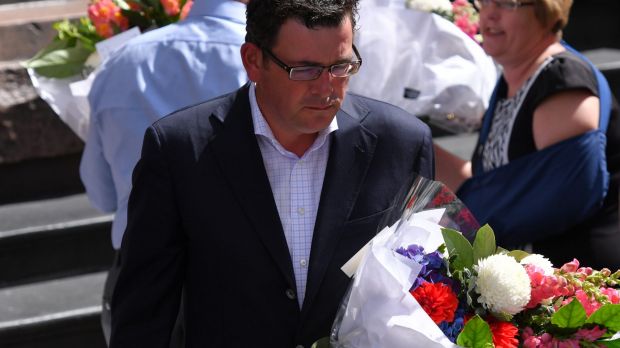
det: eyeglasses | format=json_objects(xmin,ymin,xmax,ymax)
[
  {"xmin": 261, "ymin": 45, "xmax": 363, "ymax": 81},
  {"xmin": 474, "ymin": 0, "xmax": 535, "ymax": 11}
]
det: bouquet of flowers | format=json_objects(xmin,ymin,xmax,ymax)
[
  {"xmin": 25, "ymin": 0, "xmax": 193, "ymax": 78},
  {"xmin": 22, "ymin": 0, "xmax": 192, "ymax": 141},
  {"xmin": 319, "ymin": 176, "xmax": 620, "ymax": 348},
  {"xmin": 406, "ymin": 0, "xmax": 480, "ymax": 43},
  {"xmin": 350, "ymin": 0, "xmax": 497, "ymax": 135}
]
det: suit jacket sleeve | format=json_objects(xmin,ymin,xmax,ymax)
[
  {"xmin": 415, "ymin": 126, "xmax": 435, "ymax": 180},
  {"xmin": 110, "ymin": 125, "xmax": 185, "ymax": 347}
]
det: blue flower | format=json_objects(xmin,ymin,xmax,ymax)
[{"xmin": 438, "ymin": 307, "xmax": 466, "ymax": 342}]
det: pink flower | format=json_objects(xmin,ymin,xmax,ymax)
[
  {"xmin": 525, "ymin": 264, "xmax": 567, "ymax": 308},
  {"xmin": 555, "ymin": 340, "xmax": 580, "ymax": 348},
  {"xmin": 450, "ymin": 0, "xmax": 479, "ymax": 41},
  {"xmin": 180, "ymin": 0, "xmax": 193, "ymax": 20},
  {"xmin": 601, "ymin": 287, "xmax": 620, "ymax": 304},
  {"xmin": 454, "ymin": 15, "xmax": 478, "ymax": 39},
  {"xmin": 575, "ymin": 326, "xmax": 606, "ymax": 341},
  {"xmin": 574, "ymin": 290, "xmax": 602, "ymax": 316},
  {"xmin": 160, "ymin": 0, "xmax": 180, "ymax": 16},
  {"xmin": 452, "ymin": 0, "xmax": 470, "ymax": 16},
  {"xmin": 561, "ymin": 259, "xmax": 580, "ymax": 273},
  {"xmin": 522, "ymin": 328, "xmax": 555, "ymax": 348}
]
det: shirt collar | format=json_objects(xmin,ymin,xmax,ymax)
[
  {"xmin": 249, "ymin": 83, "xmax": 338, "ymax": 157},
  {"xmin": 187, "ymin": 0, "xmax": 246, "ymax": 24}
]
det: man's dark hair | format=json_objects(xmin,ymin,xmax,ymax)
[{"xmin": 245, "ymin": 0, "xmax": 359, "ymax": 49}]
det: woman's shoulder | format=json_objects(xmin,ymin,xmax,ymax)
[{"xmin": 541, "ymin": 51, "xmax": 597, "ymax": 91}]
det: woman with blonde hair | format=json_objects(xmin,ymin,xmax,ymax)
[{"xmin": 436, "ymin": 0, "xmax": 620, "ymax": 269}]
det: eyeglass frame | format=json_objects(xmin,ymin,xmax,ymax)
[
  {"xmin": 474, "ymin": 0, "xmax": 535, "ymax": 11},
  {"xmin": 260, "ymin": 44, "xmax": 363, "ymax": 81}
]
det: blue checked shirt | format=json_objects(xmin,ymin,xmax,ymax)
[
  {"xmin": 249, "ymin": 83, "xmax": 338, "ymax": 307},
  {"xmin": 80, "ymin": 0, "xmax": 247, "ymax": 249}
]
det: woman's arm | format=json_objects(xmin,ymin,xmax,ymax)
[
  {"xmin": 433, "ymin": 144, "xmax": 472, "ymax": 192},
  {"xmin": 533, "ymin": 89, "xmax": 599, "ymax": 150}
]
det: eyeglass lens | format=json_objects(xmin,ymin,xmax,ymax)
[
  {"xmin": 289, "ymin": 63, "xmax": 360, "ymax": 80},
  {"xmin": 475, "ymin": 0, "xmax": 533, "ymax": 10}
]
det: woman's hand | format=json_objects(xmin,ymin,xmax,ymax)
[{"xmin": 433, "ymin": 144, "xmax": 472, "ymax": 192}]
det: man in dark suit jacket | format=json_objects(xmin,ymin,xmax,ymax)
[{"xmin": 110, "ymin": 0, "xmax": 434, "ymax": 347}]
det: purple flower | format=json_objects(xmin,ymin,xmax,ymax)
[
  {"xmin": 397, "ymin": 244, "xmax": 454, "ymax": 293},
  {"xmin": 396, "ymin": 244, "xmax": 426, "ymax": 262}
]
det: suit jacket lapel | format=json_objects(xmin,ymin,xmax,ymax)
[
  {"xmin": 302, "ymin": 96, "xmax": 377, "ymax": 313},
  {"xmin": 206, "ymin": 86, "xmax": 296, "ymax": 290}
]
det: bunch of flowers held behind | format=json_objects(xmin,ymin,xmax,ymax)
[
  {"xmin": 406, "ymin": 0, "xmax": 480, "ymax": 43},
  {"xmin": 25, "ymin": 0, "xmax": 193, "ymax": 78},
  {"xmin": 398, "ymin": 224, "xmax": 620, "ymax": 347},
  {"xmin": 25, "ymin": 0, "xmax": 479, "ymax": 80}
]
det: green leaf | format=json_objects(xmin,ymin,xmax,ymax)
[
  {"xmin": 25, "ymin": 39, "xmax": 70, "ymax": 64},
  {"xmin": 472, "ymin": 224, "xmax": 496, "ymax": 264},
  {"xmin": 552, "ymin": 298, "xmax": 587, "ymax": 329},
  {"xmin": 587, "ymin": 304, "xmax": 620, "ymax": 332},
  {"xmin": 311, "ymin": 337, "xmax": 330, "ymax": 348},
  {"xmin": 456, "ymin": 315, "xmax": 494, "ymax": 348},
  {"xmin": 442, "ymin": 228, "xmax": 474, "ymax": 271},
  {"xmin": 506, "ymin": 249, "xmax": 530, "ymax": 262},
  {"xmin": 27, "ymin": 44, "xmax": 94, "ymax": 78},
  {"xmin": 596, "ymin": 338, "xmax": 620, "ymax": 348}
]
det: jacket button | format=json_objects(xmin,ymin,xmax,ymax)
[
  {"xmin": 285, "ymin": 288, "xmax": 296, "ymax": 300},
  {"xmin": 295, "ymin": 345, "xmax": 304, "ymax": 348}
]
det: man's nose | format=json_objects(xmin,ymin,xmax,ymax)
[{"xmin": 311, "ymin": 68, "xmax": 335, "ymax": 96}]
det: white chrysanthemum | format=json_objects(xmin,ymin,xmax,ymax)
[
  {"xmin": 406, "ymin": 0, "xmax": 452, "ymax": 13},
  {"xmin": 520, "ymin": 254, "xmax": 555, "ymax": 275},
  {"xmin": 475, "ymin": 254, "xmax": 531, "ymax": 315}
]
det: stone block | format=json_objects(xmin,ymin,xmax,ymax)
[{"xmin": 0, "ymin": 63, "xmax": 83, "ymax": 165}]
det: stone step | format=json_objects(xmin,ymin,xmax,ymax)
[
  {"xmin": 0, "ymin": 152, "xmax": 85, "ymax": 205},
  {"xmin": 0, "ymin": 0, "xmax": 88, "ymax": 62},
  {"xmin": 0, "ymin": 59, "xmax": 85, "ymax": 204},
  {"xmin": 0, "ymin": 271, "xmax": 107, "ymax": 348},
  {"xmin": 0, "ymin": 193, "xmax": 114, "ymax": 288}
]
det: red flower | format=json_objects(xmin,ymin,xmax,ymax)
[
  {"xmin": 430, "ymin": 186, "xmax": 455, "ymax": 207},
  {"xmin": 488, "ymin": 320, "xmax": 518, "ymax": 348},
  {"xmin": 463, "ymin": 316, "xmax": 518, "ymax": 348},
  {"xmin": 410, "ymin": 282, "xmax": 458, "ymax": 324}
]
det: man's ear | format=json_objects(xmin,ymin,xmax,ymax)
[{"xmin": 241, "ymin": 42, "xmax": 263, "ymax": 83}]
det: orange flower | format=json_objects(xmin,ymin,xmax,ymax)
[
  {"xmin": 88, "ymin": 0, "xmax": 128, "ymax": 38},
  {"xmin": 160, "ymin": 0, "xmax": 180, "ymax": 16},
  {"xmin": 410, "ymin": 282, "xmax": 459, "ymax": 324}
]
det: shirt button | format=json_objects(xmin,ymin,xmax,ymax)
[
  {"xmin": 297, "ymin": 207, "xmax": 305, "ymax": 216},
  {"xmin": 285, "ymin": 288, "xmax": 296, "ymax": 300},
  {"xmin": 300, "ymin": 259, "xmax": 307, "ymax": 268}
]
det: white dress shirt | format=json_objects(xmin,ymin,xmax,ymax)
[{"xmin": 249, "ymin": 83, "xmax": 338, "ymax": 307}]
